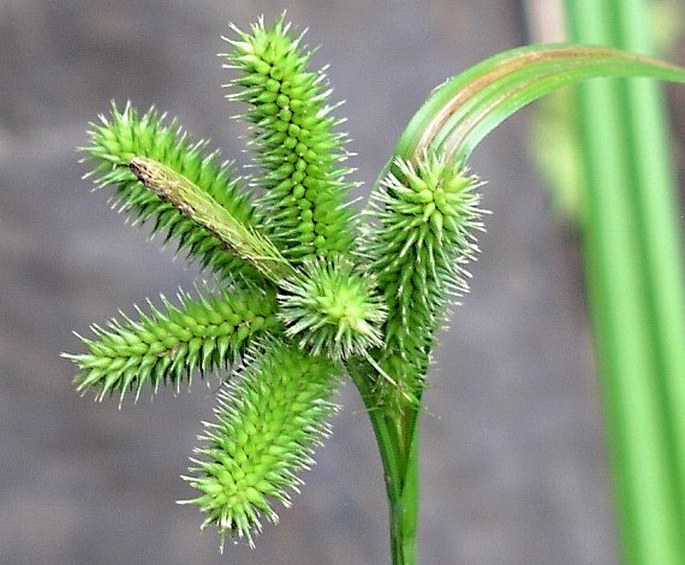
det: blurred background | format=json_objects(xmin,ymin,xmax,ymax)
[{"xmin": 1, "ymin": 1, "xmax": 684, "ymax": 563}]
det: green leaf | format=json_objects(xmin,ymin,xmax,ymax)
[{"xmin": 394, "ymin": 44, "xmax": 685, "ymax": 164}]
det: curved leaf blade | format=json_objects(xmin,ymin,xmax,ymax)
[{"xmin": 394, "ymin": 44, "xmax": 685, "ymax": 163}]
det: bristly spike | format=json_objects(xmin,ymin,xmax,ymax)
[
  {"xmin": 179, "ymin": 342, "xmax": 341, "ymax": 549},
  {"xmin": 223, "ymin": 17, "xmax": 357, "ymax": 263},
  {"xmin": 277, "ymin": 255, "xmax": 387, "ymax": 360},
  {"xmin": 65, "ymin": 287, "xmax": 280, "ymax": 402},
  {"xmin": 80, "ymin": 102, "xmax": 263, "ymax": 283},
  {"xmin": 357, "ymin": 151, "xmax": 486, "ymax": 405}
]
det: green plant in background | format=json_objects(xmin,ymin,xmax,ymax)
[
  {"xmin": 64, "ymin": 15, "xmax": 685, "ymax": 564},
  {"xmin": 565, "ymin": 1, "xmax": 685, "ymax": 564}
]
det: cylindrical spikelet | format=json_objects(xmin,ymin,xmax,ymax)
[
  {"xmin": 64, "ymin": 287, "xmax": 279, "ymax": 403},
  {"xmin": 224, "ymin": 17, "xmax": 356, "ymax": 262},
  {"xmin": 179, "ymin": 342, "xmax": 340, "ymax": 549},
  {"xmin": 277, "ymin": 255, "xmax": 387, "ymax": 360},
  {"xmin": 82, "ymin": 102, "xmax": 261, "ymax": 282},
  {"xmin": 361, "ymin": 152, "xmax": 486, "ymax": 400}
]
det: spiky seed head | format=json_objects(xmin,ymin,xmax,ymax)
[
  {"xmin": 65, "ymin": 287, "xmax": 279, "ymax": 403},
  {"xmin": 359, "ymin": 152, "xmax": 486, "ymax": 400},
  {"xmin": 80, "ymin": 102, "xmax": 261, "ymax": 282},
  {"xmin": 388, "ymin": 152, "xmax": 484, "ymax": 244},
  {"xmin": 179, "ymin": 343, "xmax": 340, "ymax": 550},
  {"xmin": 223, "ymin": 17, "xmax": 356, "ymax": 262},
  {"xmin": 277, "ymin": 256, "xmax": 387, "ymax": 360}
]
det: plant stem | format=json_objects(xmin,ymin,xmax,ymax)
[
  {"xmin": 565, "ymin": 0, "xmax": 685, "ymax": 563},
  {"xmin": 381, "ymin": 410, "xmax": 420, "ymax": 565},
  {"xmin": 396, "ymin": 415, "xmax": 420, "ymax": 565},
  {"xmin": 348, "ymin": 364, "xmax": 420, "ymax": 565}
]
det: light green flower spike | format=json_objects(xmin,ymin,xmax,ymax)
[
  {"xmin": 223, "ymin": 16, "xmax": 356, "ymax": 262},
  {"xmin": 67, "ymin": 16, "xmax": 491, "ymax": 553},
  {"xmin": 363, "ymin": 152, "xmax": 486, "ymax": 398},
  {"xmin": 278, "ymin": 255, "xmax": 387, "ymax": 360},
  {"xmin": 179, "ymin": 342, "xmax": 340, "ymax": 550},
  {"xmin": 82, "ymin": 102, "xmax": 261, "ymax": 282},
  {"xmin": 65, "ymin": 287, "xmax": 279, "ymax": 403}
]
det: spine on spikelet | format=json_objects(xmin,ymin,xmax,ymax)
[
  {"xmin": 223, "ymin": 16, "xmax": 356, "ymax": 261},
  {"xmin": 82, "ymin": 102, "xmax": 261, "ymax": 282},
  {"xmin": 64, "ymin": 287, "xmax": 279, "ymax": 403},
  {"xmin": 179, "ymin": 342, "xmax": 341, "ymax": 550},
  {"xmin": 361, "ymin": 152, "xmax": 486, "ymax": 400}
]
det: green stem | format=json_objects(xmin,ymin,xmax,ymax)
[
  {"xmin": 348, "ymin": 363, "xmax": 420, "ymax": 565},
  {"xmin": 396, "ymin": 414, "xmax": 420, "ymax": 565},
  {"xmin": 565, "ymin": 0, "xmax": 685, "ymax": 563},
  {"xmin": 382, "ymin": 409, "xmax": 420, "ymax": 565}
]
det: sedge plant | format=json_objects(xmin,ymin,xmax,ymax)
[{"xmin": 64, "ymin": 16, "xmax": 685, "ymax": 564}]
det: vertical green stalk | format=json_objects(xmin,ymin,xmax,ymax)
[
  {"xmin": 396, "ymin": 419, "xmax": 419, "ymax": 564},
  {"xmin": 378, "ymin": 411, "xmax": 419, "ymax": 565},
  {"xmin": 348, "ymin": 365, "xmax": 419, "ymax": 565},
  {"xmin": 565, "ymin": 1, "xmax": 685, "ymax": 563}
]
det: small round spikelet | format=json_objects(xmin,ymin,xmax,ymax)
[
  {"xmin": 277, "ymin": 256, "xmax": 387, "ymax": 360},
  {"xmin": 179, "ymin": 343, "xmax": 340, "ymax": 550}
]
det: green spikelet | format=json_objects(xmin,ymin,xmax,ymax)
[
  {"xmin": 180, "ymin": 342, "xmax": 340, "ymax": 549},
  {"xmin": 64, "ymin": 287, "xmax": 279, "ymax": 403},
  {"xmin": 364, "ymin": 152, "xmax": 486, "ymax": 397},
  {"xmin": 278, "ymin": 255, "xmax": 387, "ymax": 360},
  {"xmin": 82, "ymin": 102, "xmax": 260, "ymax": 282},
  {"xmin": 223, "ymin": 17, "xmax": 356, "ymax": 261}
]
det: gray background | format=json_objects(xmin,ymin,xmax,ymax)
[{"xmin": 3, "ymin": 1, "xmax": 682, "ymax": 563}]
